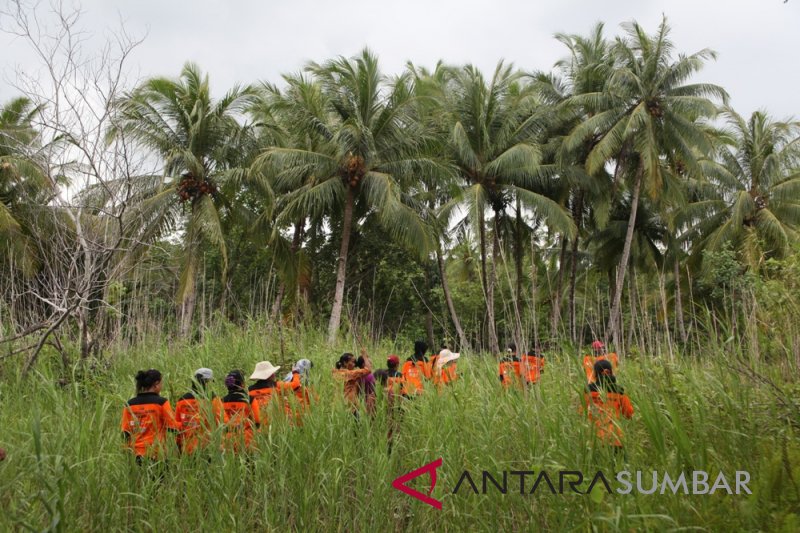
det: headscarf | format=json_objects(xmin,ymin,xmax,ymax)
[
  {"xmin": 284, "ymin": 358, "xmax": 312, "ymax": 383},
  {"xmin": 411, "ymin": 340, "xmax": 428, "ymax": 362},
  {"xmin": 592, "ymin": 359, "xmax": 621, "ymax": 393}
]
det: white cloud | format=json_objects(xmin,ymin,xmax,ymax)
[{"xmin": 1, "ymin": 0, "xmax": 798, "ymax": 118}]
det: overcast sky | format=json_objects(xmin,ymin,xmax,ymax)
[{"xmin": 1, "ymin": 0, "xmax": 798, "ymax": 118}]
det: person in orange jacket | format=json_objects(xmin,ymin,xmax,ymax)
[
  {"xmin": 499, "ymin": 343, "xmax": 522, "ymax": 389},
  {"xmin": 248, "ymin": 361, "xmax": 284, "ymax": 426},
  {"xmin": 584, "ymin": 359, "xmax": 634, "ymax": 451},
  {"xmin": 282, "ymin": 359, "xmax": 313, "ymax": 423},
  {"xmin": 401, "ymin": 340, "xmax": 430, "ymax": 395},
  {"xmin": 120, "ymin": 369, "xmax": 179, "ymax": 462},
  {"xmin": 433, "ymin": 349, "xmax": 460, "ymax": 387},
  {"xmin": 522, "ymin": 347, "xmax": 545, "ymax": 385},
  {"xmin": 333, "ymin": 351, "xmax": 372, "ymax": 416},
  {"xmin": 583, "ymin": 340, "xmax": 619, "ymax": 383},
  {"xmin": 175, "ymin": 367, "xmax": 223, "ymax": 454},
  {"xmin": 221, "ymin": 370, "xmax": 259, "ymax": 453}
]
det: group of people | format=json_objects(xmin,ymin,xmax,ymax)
[
  {"xmin": 119, "ymin": 338, "xmax": 635, "ymax": 462},
  {"xmin": 120, "ymin": 359, "xmax": 313, "ymax": 460}
]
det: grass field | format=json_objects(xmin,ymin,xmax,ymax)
[{"xmin": 1, "ymin": 325, "xmax": 799, "ymax": 532}]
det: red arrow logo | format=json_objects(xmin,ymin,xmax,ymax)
[{"xmin": 391, "ymin": 458, "xmax": 443, "ymax": 509}]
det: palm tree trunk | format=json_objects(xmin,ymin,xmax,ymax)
[
  {"xmin": 674, "ymin": 257, "xmax": 687, "ymax": 343},
  {"xmin": 568, "ymin": 233, "xmax": 580, "ymax": 345},
  {"xmin": 514, "ymin": 198, "xmax": 525, "ymax": 343},
  {"xmin": 327, "ymin": 187, "xmax": 355, "ymax": 343},
  {"xmin": 487, "ymin": 214, "xmax": 500, "ymax": 354},
  {"xmin": 179, "ymin": 284, "xmax": 196, "ymax": 339},
  {"xmin": 478, "ymin": 207, "xmax": 492, "ymax": 352},
  {"xmin": 607, "ymin": 161, "xmax": 643, "ymax": 348},
  {"xmin": 437, "ymin": 247, "xmax": 469, "ymax": 351},
  {"xmin": 549, "ymin": 236, "xmax": 568, "ymax": 339},
  {"xmin": 568, "ymin": 191, "xmax": 584, "ymax": 344}
]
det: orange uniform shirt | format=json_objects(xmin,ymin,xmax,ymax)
[
  {"xmin": 583, "ymin": 384, "xmax": 634, "ymax": 447},
  {"xmin": 174, "ymin": 392, "xmax": 222, "ymax": 454},
  {"xmin": 401, "ymin": 360, "xmax": 427, "ymax": 395},
  {"xmin": 282, "ymin": 371, "xmax": 312, "ymax": 420},
  {"xmin": 433, "ymin": 364, "xmax": 457, "ymax": 386},
  {"xmin": 221, "ymin": 392, "xmax": 259, "ymax": 452},
  {"xmin": 522, "ymin": 354, "xmax": 545, "ymax": 384},
  {"xmin": 120, "ymin": 392, "xmax": 179, "ymax": 457},
  {"xmin": 499, "ymin": 357, "xmax": 521, "ymax": 388}
]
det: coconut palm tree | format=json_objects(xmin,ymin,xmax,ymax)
[
  {"xmin": 682, "ymin": 109, "xmax": 800, "ymax": 270},
  {"xmin": 111, "ymin": 63, "xmax": 257, "ymax": 337},
  {"xmin": 532, "ymin": 22, "xmax": 616, "ymax": 342},
  {"xmin": 256, "ymin": 49, "xmax": 439, "ymax": 343},
  {"xmin": 0, "ymin": 97, "xmax": 51, "ymax": 276},
  {"xmin": 441, "ymin": 62, "xmax": 574, "ymax": 353},
  {"xmin": 564, "ymin": 18, "xmax": 727, "ymax": 346}
]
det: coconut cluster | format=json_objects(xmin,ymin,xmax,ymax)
[
  {"xmin": 177, "ymin": 172, "xmax": 217, "ymax": 203},
  {"xmin": 341, "ymin": 154, "xmax": 366, "ymax": 188}
]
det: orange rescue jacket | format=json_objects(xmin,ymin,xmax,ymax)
[
  {"xmin": 499, "ymin": 357, "xmax": 522, "ymax": 388},
  {"xmin": 583, "ymin": 383, "xmax": 634, "ymax": 447},
  {"xmin": 174, "ymin": 392, "xmax": 222, "ymax": 454},
  {"xmin": 401, "ymin": 359, "xmax": 427, "ymax": 395},
  {"xmin": 221, "ymin": 392, "xmax": 259, "ymax": 451},
  {"xmin": 120, "ymin": 392, "xmax": 179, "ymax": 457},
  {"xmin": 522, "ymin": 354, "xmax": 545, "ymax": 384}
]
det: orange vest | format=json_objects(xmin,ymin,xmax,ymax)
[
  {"xmin": 120, "ymin": 392, "xmax": 179, "ymax": 458},
  {"xmin": 401, "ymin": 360, "xmax": 427, "ymax": 395},
  {"xmin": 174, "ymin": 393, "xmax": 222, "ymax": 454},
  {"xmin": 522, "ymin": 355, "xmax": 545, "ymax": 384},
  {"xmin": 221, "ymin": 393, "xmax": 258, "ymax": 452},
  {"xmin": 282, "ymin": 371, "xmax": 312, "ymax": 423},
  {"xmin": 434, "ymin": 364, "xmax": 457, "ymax": 386},
  {"xmin": 499, "ymin": 358, "xmax": 521, "ymax": 388},
  {"xmin": 584, "ymin": 385, "xmax": 634, "ymax": 447}
]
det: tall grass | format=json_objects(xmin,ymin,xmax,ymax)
[{"xmin": 0, "ymin": 326, "xmax": 798, "ymax": 532}]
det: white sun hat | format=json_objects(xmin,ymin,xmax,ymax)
[
  {"xmin": 435, "ymin": 349, "xmax": 460, "ymax": 371},
  {"xmin": 249, "ymin": 361, "xmax": 281, "ymax": 381}
]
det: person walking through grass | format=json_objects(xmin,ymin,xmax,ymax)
[
  {"xmin": 433, "ymin": 349, "xmax": 460, "ymax": 387},
  {"xmin": 333, "ymin": 351, "xmax": 372, "ymax": 416},
  {"xmin": 175, "ymin": 368, "xmax": 222, "ymax": 454},
  {"xmin": 499, "ymin": 343, "xmax": 522, "ymax": 389},
  {"xmin": 282, "ymin": 359, "xmax": 313, "ymax": 423},
  {"xmin": 248, "ymin": 361, "xmax": 284, "ymax": 427},
  {"xmin": 583, "ymin": 359, "xmax": 634, "ymax": 453},
  {"xmin": 522, "ymin": 347, "xmax": 545, "ymax": 386},
  {"xmin": 120, "ymin": 369, "xmax": 179, "ymax": 463},
  {"xmin": 401, "ymin": 340, "xmax": 430, "ymax": 395},
  {"xmin": 221, "ymin": 370, "xmax": 260, "ymax": 453}
]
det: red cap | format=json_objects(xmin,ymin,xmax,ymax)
[
  {"xmin": 591, "ymin": 340, "xmax": 604, "ymax": 350},
  {"xmin": 387, "ymin": 355, "xmax": 400, "ymax": 366}
]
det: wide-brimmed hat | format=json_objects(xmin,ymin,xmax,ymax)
[
  {"xmin": 435, "ymin": 349, "xmax": 460, "ymax": 370},
  {"xmin": 250, "ymin": 361, "xmax": 281, "ymax": 381}
]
